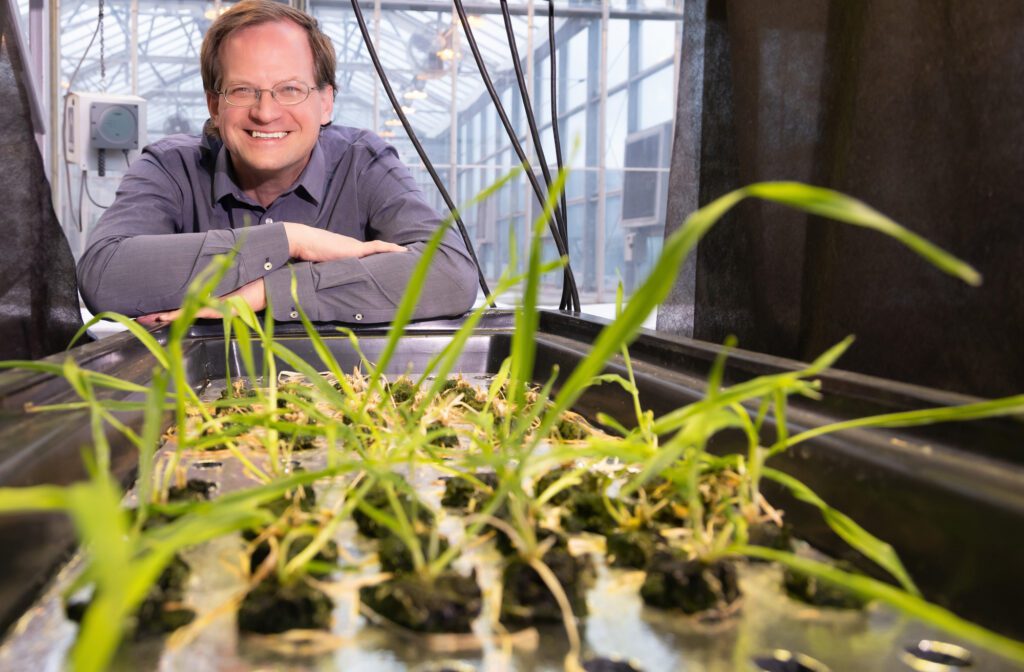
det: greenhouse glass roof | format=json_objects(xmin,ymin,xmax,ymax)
[{"xmin": 56, "ymin": 0, "xmax": 683, "ymax": 142}]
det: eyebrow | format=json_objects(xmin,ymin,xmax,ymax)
[{"xmin": 222, "ymin": 77, "xmax": 310, "ymax": 87}]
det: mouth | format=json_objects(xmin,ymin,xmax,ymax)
[{"xmin": 248, "ymin": 130, "xmax": 290, "ymax": 140}]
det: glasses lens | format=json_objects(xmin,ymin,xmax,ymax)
[
  {"xmin": 273, "ymin": 83, "xmax": 311, "ymax": 105},
  {"xmin": 224, "ymin": 86, "xmax": 258, "ymax": 106}
]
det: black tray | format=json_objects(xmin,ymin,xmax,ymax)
[{"xmin": 1, "ymin": 309, "xmax": 1021, "ymax": 642}]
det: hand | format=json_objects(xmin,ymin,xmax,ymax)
[
  {"xmin": 283, "ymin": 222, "xmax": 406, "ymax": 262},
  {"xmin": 138, "ymin": 278, "xmax": 266, "ymax": 325}
]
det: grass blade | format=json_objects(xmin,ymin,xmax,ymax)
[
  {"xmin": 735, "ymin": 545, "xmax": 1024, "ymax": 664},
  {"xmin": 761, "ymin": 467, "xmax": 919, "ymax": 595}
]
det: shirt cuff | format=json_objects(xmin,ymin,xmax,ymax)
[
  {"xmin": 229, "ymin": 222, "xmax": 291, "ymax": 284},
  {"xmin": 263, "ymin": 261, "xmax": 317, "ymax": 322}
]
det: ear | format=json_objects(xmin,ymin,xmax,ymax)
[
  {"xmin": 206, "ymin": 90, "xmax": 221, "ymax": 128},
  {"xmin": 319, "ymin": 86, "xmax": 334, "ymax": 125}
]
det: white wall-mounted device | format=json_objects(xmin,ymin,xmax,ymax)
[{"xmin": 65, "ymin": 91, "xmax": 147, "ymax": 172}]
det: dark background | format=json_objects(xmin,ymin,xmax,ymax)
[
  {"xmin": 660, "ymin": 0, "xmax": 1024, "ymax": 399},
  {"xmin": 0, "ymin": 2, "xmax": 83, "ymax": 360}
]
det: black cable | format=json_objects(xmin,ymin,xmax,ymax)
[
  {"xmin": 498, "ymin": 0, "xmax": 578, "ymax": 312},
  {"xmin": 82, "ymin": 171, "xmax": 114, "ymax": 209},
  {"xmin": 79, "ymin": 170, "xmax": 85, "ymax": 219},
  {"xmin": 549, "ymin": 0, "xmax": 573, "ymax": 311},
  {"xmin": 99, "ymin": 0, "xmax": 105, "ymax": 80},
  {"xmin": 61, "ymin": 15, "xmax": 103, "ymax": 232},
  {"xmin": 348, "ymin": 0, "xmax": 493, "ymax": 305},
  {"xmin": 453, "ymin": 0, "xmax": 581, "ymax": 312}
]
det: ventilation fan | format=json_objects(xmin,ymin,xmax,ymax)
[
  {"xmin": 407, "ymin": 29, "xmax": 448, "ymax": 80},
  {"xmin": 163, "ymin": 111, "xmax": 192, "ymax": 136}
]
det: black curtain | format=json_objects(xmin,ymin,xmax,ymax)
[
  {"xmin": 0, "ymin": 4, "xmax": 83, "ymax": 359},
  {"xmin": 668, "ymin": 0, "xmax": 1024, "ymax": 398}
]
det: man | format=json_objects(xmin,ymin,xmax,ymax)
[{"xmin": 77, "ymin": 0, "xmax": 478, "ymax": 325}]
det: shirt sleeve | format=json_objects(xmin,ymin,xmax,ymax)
[
  {"xmin": 76, "ymin": 149, "xmax": 292, "ymax": 316},
  {"xmin": 262, "ymin": 142, "xmax": 479, "ymax": 323}
]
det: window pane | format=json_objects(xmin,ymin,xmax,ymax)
[
  {"xmin": 607, "ymin": 19, "xmax": 630, "ymax": 90},
  {"xmin": 604, "ymin": 193, "xmax": 624, "ymax": 292},
  {"xmin": 566, "ymin": 110, "xmax": 587, "ymax": 169},
  {"xmin": 604, "ymin": 90, "xmax": 629, "ymax": 169},
  {"xmin": 639, "ymin": 67, "xmax": 675, "ymax": 129},
  {"xmin": 565, "ymin": 27, "xmax": 589, "ymax": 110},
  {"xmin": 641, "ymin": 20, "xmax": 677, "ymax": 70},
  {"xmin": 535, "ymin": 55, "xmax": 551, "ymax": 118}
]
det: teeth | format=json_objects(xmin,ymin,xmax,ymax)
[{"xmin": 251, "ymin": 131, "xmax": 287, "ymax": 139}]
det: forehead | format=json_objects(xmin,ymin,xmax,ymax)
[{"xmin": 218, "ymin": 19, "xmax": 316, "ymax": 82}]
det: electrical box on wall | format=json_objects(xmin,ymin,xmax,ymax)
[{"xmin": 65, "ymin": 91, "xmax": 147, "ymax": 172}]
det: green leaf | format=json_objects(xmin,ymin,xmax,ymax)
[
  {"xmin": 511, "ymin": 165, "xmax": 568, "ymax": 413},
  {"xmin": 761, "ymin": 467, "xmax": 919, "ymax": 595},
  {"xmin": 134, "ymin": 369, "xmax": 169, "ymax": 515},
  {"xmin": 371, "ymin": 168, "xmax": 521, "ymax": 395},
  {"xmin": 652, "ymin": 337, "xmax": 853, "ymax": 437},
  {"xmin": 734, "ymin": 545, "xmax": 1024, "ymax": 664},
  {"xmin": 0, "ymin": 485, "xmax": 68, "ymax": 511},
  {"xmin": 68, "ymin": 312, "xmax": 170, "ymax": 369},
  {"xmin": 743, "ymin": 182, "xmax": 982, "ymax": 286},
  {"xmin": 772, "ymin": 394, "xmax": 1024, "ymax": 457}
]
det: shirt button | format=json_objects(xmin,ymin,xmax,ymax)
[
  {"xmin": 289, "ymin": 311, "xmax": 298, "ymax": 319},
  {"xmin": 354, "ymin": 313, "xmax": 363, "ymax": 321},
  {"xmin": 266, "ymin": 218, "xmax": 274, "ymax": 225},
  {"xmin": 263, "ymin": 261, "xmax": 273, "ymax": 271}
]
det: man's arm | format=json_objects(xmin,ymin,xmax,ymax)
[
  {"xmin": 260, "ymin": 141, "xmax": 479, "ymax": 323},
  {"xmin": 76, "ymin": 148, "xmax": 292, "ymax": 316},
  {"xmin": 80, "ymin": 135, "xmax": 478, "ymax": 322},
  {"xmin": 78, "ymin": 145, "xmax": 406, "ymax": 318},
  {"xmin": 139, "ymin": 226, "xmax": 407, "ymax": 324}
]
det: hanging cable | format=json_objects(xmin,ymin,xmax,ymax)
[
  {"xmin": 549, "ymin": 0, "xmax": 570, "ymax": 294},
  {"xmin": 83, "ymin": 171, "xmax": 114, "ymax": 209},
  {"xmin": 348, "ymin": 0, "xmax": 493, "ymax": 305},
  {"xmin": 498, "ymin": 0, "xmax": 578, "ymax": 312},
  {"xmin": 61, "ymin": 5, "xmax": 104, "ymax": 232},
  {"xmin": 99, "ymin": 0, "xmax": 106, "ymax": 81},
  {"xmin": 453, "ymin": 0, "xmax": 581, "ymax": 312}
]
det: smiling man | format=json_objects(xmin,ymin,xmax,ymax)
[{"xmin": 77, "ymin": 0, "xmax": 478, "ymax": 325}]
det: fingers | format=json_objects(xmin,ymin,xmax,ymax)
[
  {"xmin": 283, "ymin": 222, "xmax": 407, "ymax": 262},
  {"xmin": 138, "ymin": 311, "xmax": 179, "ymax": 325},
  {"xmin": 137, "ymin": 306, "xmax": 220, "ymax": 325},
  {"xmin": 357, "ymin": 240, "xmax": 407, "ymax": 257},
  {"xmin": 136, "ymin": 281, "xmax": 266, "ymax": 327}
]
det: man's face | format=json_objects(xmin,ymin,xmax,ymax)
[{"xmin": 206, "ymin": 20, "xmax": 333, "ymax": 190}]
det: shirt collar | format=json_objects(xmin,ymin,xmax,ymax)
[
  {"xmin": 211, "ymin": 135, "xmax": 327, "ymax": 207},
  {"xmin": 299, "ymin": 140, "xmax": 326, "ymax": 205}
]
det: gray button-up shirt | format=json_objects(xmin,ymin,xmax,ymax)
[{"xmin": 77, "ymin": 125, "xmax": 478, "ymax": 323}]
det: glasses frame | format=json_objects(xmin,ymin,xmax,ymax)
[{"xmin": 216, "ymin": 82, "xmax": 316, "ymax": 108}]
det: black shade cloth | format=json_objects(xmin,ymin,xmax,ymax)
[
  {"xmin": 662, "ymin": 0, "xmax": 1024, "ymax": 398},
  {"xmin": 0, "ymin": 5, "xmax": 83, "ymax": 359}
]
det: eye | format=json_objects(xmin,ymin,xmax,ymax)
[
  {"xmin": 227, "ymin": 86, "xmax": 257, "ymax": 99},
  {"xmin": 277, "ymin": 83, "xmax": 306, "ymax": 97}
]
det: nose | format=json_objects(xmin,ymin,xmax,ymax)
[{"xmin": 249, "ymin": 90, "xmax": 283, "ymax": 123}]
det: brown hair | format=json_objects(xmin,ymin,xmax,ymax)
[{"xmin": 201, "ymin": 0, "xmax": 337, "ymax": 112}]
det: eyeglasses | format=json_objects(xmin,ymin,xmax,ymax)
[{"xmin": 217, "ymin": 82, "xmax": 314, "ymax": 107}]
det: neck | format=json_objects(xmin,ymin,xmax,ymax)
[{"xmin": 233, "ymin": 160, "xmax": 308, "ymax": 209}]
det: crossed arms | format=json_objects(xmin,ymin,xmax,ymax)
[{"xmin": 76, "ymin": 133, "xmax": 478, "ymax": 325}]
